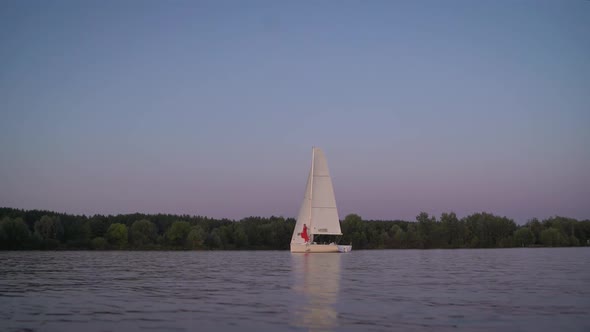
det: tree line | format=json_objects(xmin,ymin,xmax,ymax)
[{"xmin": 0, "ymin": 207, "xmax": 588, "ymax": 250}]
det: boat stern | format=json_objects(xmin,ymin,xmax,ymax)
[{"xmin": 337, "ymin": 245, "xmax": 352, "ymax": 253}]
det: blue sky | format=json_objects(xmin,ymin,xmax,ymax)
[{"xmin": 1, "ymin": 0, "xmax": 589, "ymax": 222}]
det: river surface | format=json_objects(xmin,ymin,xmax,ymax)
[{"xmin": 1, "ymin": 248, "xmax": 589, "ymax": 331}]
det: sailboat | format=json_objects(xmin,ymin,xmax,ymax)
[{"xmin": 290, "ymin": 147, "xmax": 352, "ymax": 253}]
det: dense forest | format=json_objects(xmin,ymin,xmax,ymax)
[{"xmin": 1, "ymin": 207, "xmax": 589, "ymax": 250}]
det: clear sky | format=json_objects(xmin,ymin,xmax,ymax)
[{"xmin": 1, "ymin": 0, "xmax": 589, "ymax": 223}]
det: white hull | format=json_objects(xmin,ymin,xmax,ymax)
[
  {"xmin": 338, "ymin": 245, "xmax": 352, "ymax": 253},
  {"xmin": 291, "ymin": 243, "xmax": 339, "ymax": 253}
]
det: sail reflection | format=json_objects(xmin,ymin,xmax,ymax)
[{"xmin": 291, "ymin": 253, "xmax": 341, "ymax": 331}]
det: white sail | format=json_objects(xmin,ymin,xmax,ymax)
[
  {"xmin": 309, "ymin": 148, "xmax": 341, "ymax": 235},
  {"xmin": 291, "ymin": 168, "xmax": 312, "ymax": 244},
  {"xmin": 291, "ymin": 147, "xmax": 341, "ymax": 246}
]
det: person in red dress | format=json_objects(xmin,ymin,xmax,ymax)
[{"xmin": 300, "ymin": 224, "xmax": 309, "ymax": 243}]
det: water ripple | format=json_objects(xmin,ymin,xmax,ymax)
[{"xmin": 0, "ymin": 248, "xmax": 589, "ymax": 331}]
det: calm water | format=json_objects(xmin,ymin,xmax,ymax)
[{"xmin": 1, "ymin": 248, "xmax": 589, "ymax": 331}]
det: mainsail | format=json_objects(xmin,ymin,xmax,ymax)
[{"xmin": 291, "ymin": 147, "xmax": 342, "ymax": 245}]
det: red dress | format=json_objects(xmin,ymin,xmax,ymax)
[{"xmin": 300, "ymin": 225, "xmax": 309, "ymax": 243}]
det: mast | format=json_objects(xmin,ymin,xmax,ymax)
[{"xmin": 309, "ymin": 147, "xmax": 315, "ymax": 243}]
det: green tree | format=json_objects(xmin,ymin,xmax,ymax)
[
  {"xmin": 389, "ymin": 225, "xmax": 405, "ymax": 249},
  {"xmin": 341, "ymin": 214, "xmax": 364, "ymax": 246},
  {"xmin": 106, "ymin": 223, "xmax": 128, "ymax": 247},
  {"xmin": 187, "ymin": 226, "xmax": 206, "ymax": 249},
  {"xmin": 463, "ymin": 212, "xmax": 516, "ymax": 248},
  {"xmin": 513, "ymin": 227, "xmax": 535, "ymax": 247},
  {"xmin": 344, "ymin": 213, "xmax": 362, "ymax": 223},
  {"xmin": 441, "ymin": 212, "xmax": 465, "ymax": 248},
  {"xmin": 0, "ymin": 222, "xmax": 5, "ymax": 246},
  {"xmin": 0, "ymin": 217, "xmax": 31, "ymax": 249},
  {"xmin": 34, "ymin": 215, "xmax": 64, "ymax": 242},
  {"xmin": 416, "ymin": 212, "xmax": 438, "ymax": 248},
  {"xmin": 526, "ymin": 218, "xmax": 543, "ymax": 245},
  {"xmin": 569, "ymin": 235, "xmax": 580, "ymax": 246},
  {"xmin": 166, "ymin": 221, "xmax": 191, "ymax": 246},
  {"xmin": 5, "ymin": 206, "xmax": 589, "ymax": 251},
  {"xmin": 470, "ymin": 236, "xmax": 480, "ymax": 248},
  {"xmin": 91, "ymin": 237, "xmax": 108, "ymax": 249},
  {"xmin": 130, "ymin": 219, "xmax": 157, "ymax": 247},
  {"xmin": 540, "ymin": 228, "xmax": 567, "ymax": 247},
  {"xmin": 63, "ymin": 219, "xmax": 91, "ymax": 247},
  {"xmin": 89, "ymin": 217, "xmax": 110, "ymax": 238},
  {"xmin": 206, "ymin": 228, "xmax": 223, "ymax": 249},
  {"xmin": 233, "ymin": 224, "xmax": 249, "ymax": 248}
]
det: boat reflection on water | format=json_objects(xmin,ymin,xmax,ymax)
[{"xmin": 291, "ymin": 253, "xmax": 341, "ymax": 331}]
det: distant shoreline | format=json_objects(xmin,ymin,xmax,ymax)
[
  {"xmin": 1, "ymin": 207, "xmax": 588, "ymax": 251},
  {"xmin": 2, "ymin": 247, "xmax": 589, "ymax": 252}
]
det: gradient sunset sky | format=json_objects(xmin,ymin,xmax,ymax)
[{"xmin": 1, "ymin": 0, "xmax": 588, "ymax": 223}]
